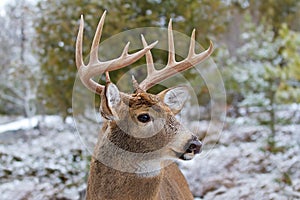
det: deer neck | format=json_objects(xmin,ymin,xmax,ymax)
[
  {"xmin": 87, "ymin": 158, "xmax": 163, "ymax": 199},
  {"xmin": 86, "ymin": 121, "xmax": 165, "ymax": 199}
]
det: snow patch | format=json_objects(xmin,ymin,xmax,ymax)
[{"xmin": 0, "ymin": 115, "xmax": 65, "ymax": 134}]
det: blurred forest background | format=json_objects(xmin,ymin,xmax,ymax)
[
  {"xmin": 1, "ymin": 0, "xmax": 299, "ymax": 131},
  {"xmin": 0, "ymin": 0, "xmax": 299, "ymax": 199}
]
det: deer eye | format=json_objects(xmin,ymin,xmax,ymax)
[{"xmin": 137, "ymin": 113, "xmax": 151, "ymax": 123}]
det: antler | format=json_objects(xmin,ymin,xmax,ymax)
[
  {"xmin": 139, "ymin": 19, "xmax": 214, "ymax": 91},
  {"xmin": 76, "ymin": 11, "xmax": 157, "ymax": 94}
]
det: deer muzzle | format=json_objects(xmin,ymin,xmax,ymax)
[
  {"xmin": 179, "ymin": 136, "xmax": 202, "ymax": 160},
  {"xmin": 187, "ymin": 137, "xmax": 202, "ymax": 154}
]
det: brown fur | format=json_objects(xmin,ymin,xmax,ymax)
[
  {"xmin": 87, "ymin": 159, "xmax": 193, "ymax": 200},
  {"xmin": 108, "ymin": 120, "xmax": 172, "ymax": 153},
  {"xmin": 86, "ymin": 89, "xmax": 195, "ymax": 200},
  {"xmin": 76, "ymin": 11, "xmax": 209, "ymax": 199}
]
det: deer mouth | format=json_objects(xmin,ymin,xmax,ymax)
[
  {"xmin": 179, "ymin": 150, "xmax": 197, "ymax": 161},
  {"xmin": 176, "ymin": 139, "xmax": 202, "ymax": 160},
  {"xmin": 172, "ymin": 147, "xmax": 202, "ymax": 161}
]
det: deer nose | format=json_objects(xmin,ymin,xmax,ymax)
[{"xmin": 187, "ymin": 136, "xmax": 202, "ymax": 154}]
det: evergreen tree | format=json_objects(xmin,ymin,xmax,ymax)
[
  {"xmin": 35, "ymin": 0, "xmax": 232, "ymax": 117},
  {"xmin": 218, "ymin": 12, "xmax": 300, "ymax": 151}
]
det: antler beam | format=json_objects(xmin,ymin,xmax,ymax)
[
  {"xmin": 76, "ymin": 11, "xmax": 158, "ymax": 94},
  {"xmin": 76, "ymin": 11, "xmax": 213, "ymax": 94},
  {"xmin": 139, "ymin": 19, "xmax": 214, "ymax": 91}
]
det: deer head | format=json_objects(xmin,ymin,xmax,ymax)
[{"xmin": 75, "ymin": 11, "xmax": 213, "ymax": 173}]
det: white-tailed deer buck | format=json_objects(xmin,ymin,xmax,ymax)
[{"xmin": 76, "ymin": 11, "xmax": 213, "ymax": 200}]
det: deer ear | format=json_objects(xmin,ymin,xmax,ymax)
[
  {"xmin": 100, "ymin": 83, "xmax": 121, "ymax": 120},
  {"xmin": 158, "ymin": 86, "xmax": 189, "ymax": 115}
]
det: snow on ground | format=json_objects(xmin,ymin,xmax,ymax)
[
  {"xmin": 0, "ymin": 115, "xmax": 73, "ymax": 134},
  {"xmin": 0, "ymin": 116, "xmax": 88, "ymax": 200},
  {"xmin": 0, "ymin": 116, "xmax": 39, "ymax": 133},
  {"xmin": 0, "ymin": 114, "xmax": 299, "ymax": 199},
  {"xmin": 180, "ymin": 124, "xmax": 300, "ymax": 200}
]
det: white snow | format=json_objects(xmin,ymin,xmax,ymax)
[
  {"xmin": 0, "ymin": 115, "xmax": 67, "ymax": 134},
  {"xmin": 0, "ymin": 110, "xmax": 299, "ymax": 199},
  {"xmin": 0, "ymin": 116, "xmax": 39, "ymax": 133}
]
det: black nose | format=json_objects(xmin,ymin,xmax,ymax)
[{"xmin": 187, "ymin": 137, "xmax": 202, "ymax": 154}]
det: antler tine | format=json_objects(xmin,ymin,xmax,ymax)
[
  {"xmin": 105, "ymin": 71, "xmax": 111, "ymax": 83},
  {"xmin": 76, "ymin": 14, "xmax": 105, "ymax": 94},
  {"xmin": 89, "ymin": 10, "xmax": 106, "ymax": 63},
  {"xmin": 75, "ymin": 11, "xmax": 158, "ymax": 95},
  {"xmin": 139, "ymin": 21, "xmax": 214, "ymax": 91},
  {"xmin": 121, "ymin": 42, "xmax": 130, "ymax": 57},
  {"xmin": 141, "ymin": 34, "xmax": 155, "ymax": 75},
  {"xmin": 75, "ymin": 15, "xmax": 85, "ymax": 70},
  {"xmin": 167, "ymin": 19, "xmax": 176, "ymax": 66},
  {"xmin": 188, "ymin": 29, "xmax": 196, "ymax": 58}
]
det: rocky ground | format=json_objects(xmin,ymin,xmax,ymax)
[{"xmin": 0, "ymin": 114, "xmax": 299, "ymax": 200}]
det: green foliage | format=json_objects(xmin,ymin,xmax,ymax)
[
  {"xmin": 232, "ymin": 0, "xmax": 300, "ymax": 32},
  {"xmin": 35, "ymin": 0, "xmax": 106, "ymax": 118},
  {"xmin": 217, "ymin": 10, "xmax": 300, "ymax": 142},
  {"xmin": 221, "ymin": 12, "xmax": 300, "ymax": 106},
  {"xmin": 276, "ymin": 24, "xmax": 300, "ymax": 103},
  {"xmin": 254, "ymin": 0, "xmax": 300, "ymax": 33},
  {"xmin": 35, "ymin": 0, "xmax": 232, "ymax": 117},
  {"xmin": 34, "ymin": 0, "xmax": 300, "ymax": 118}
]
